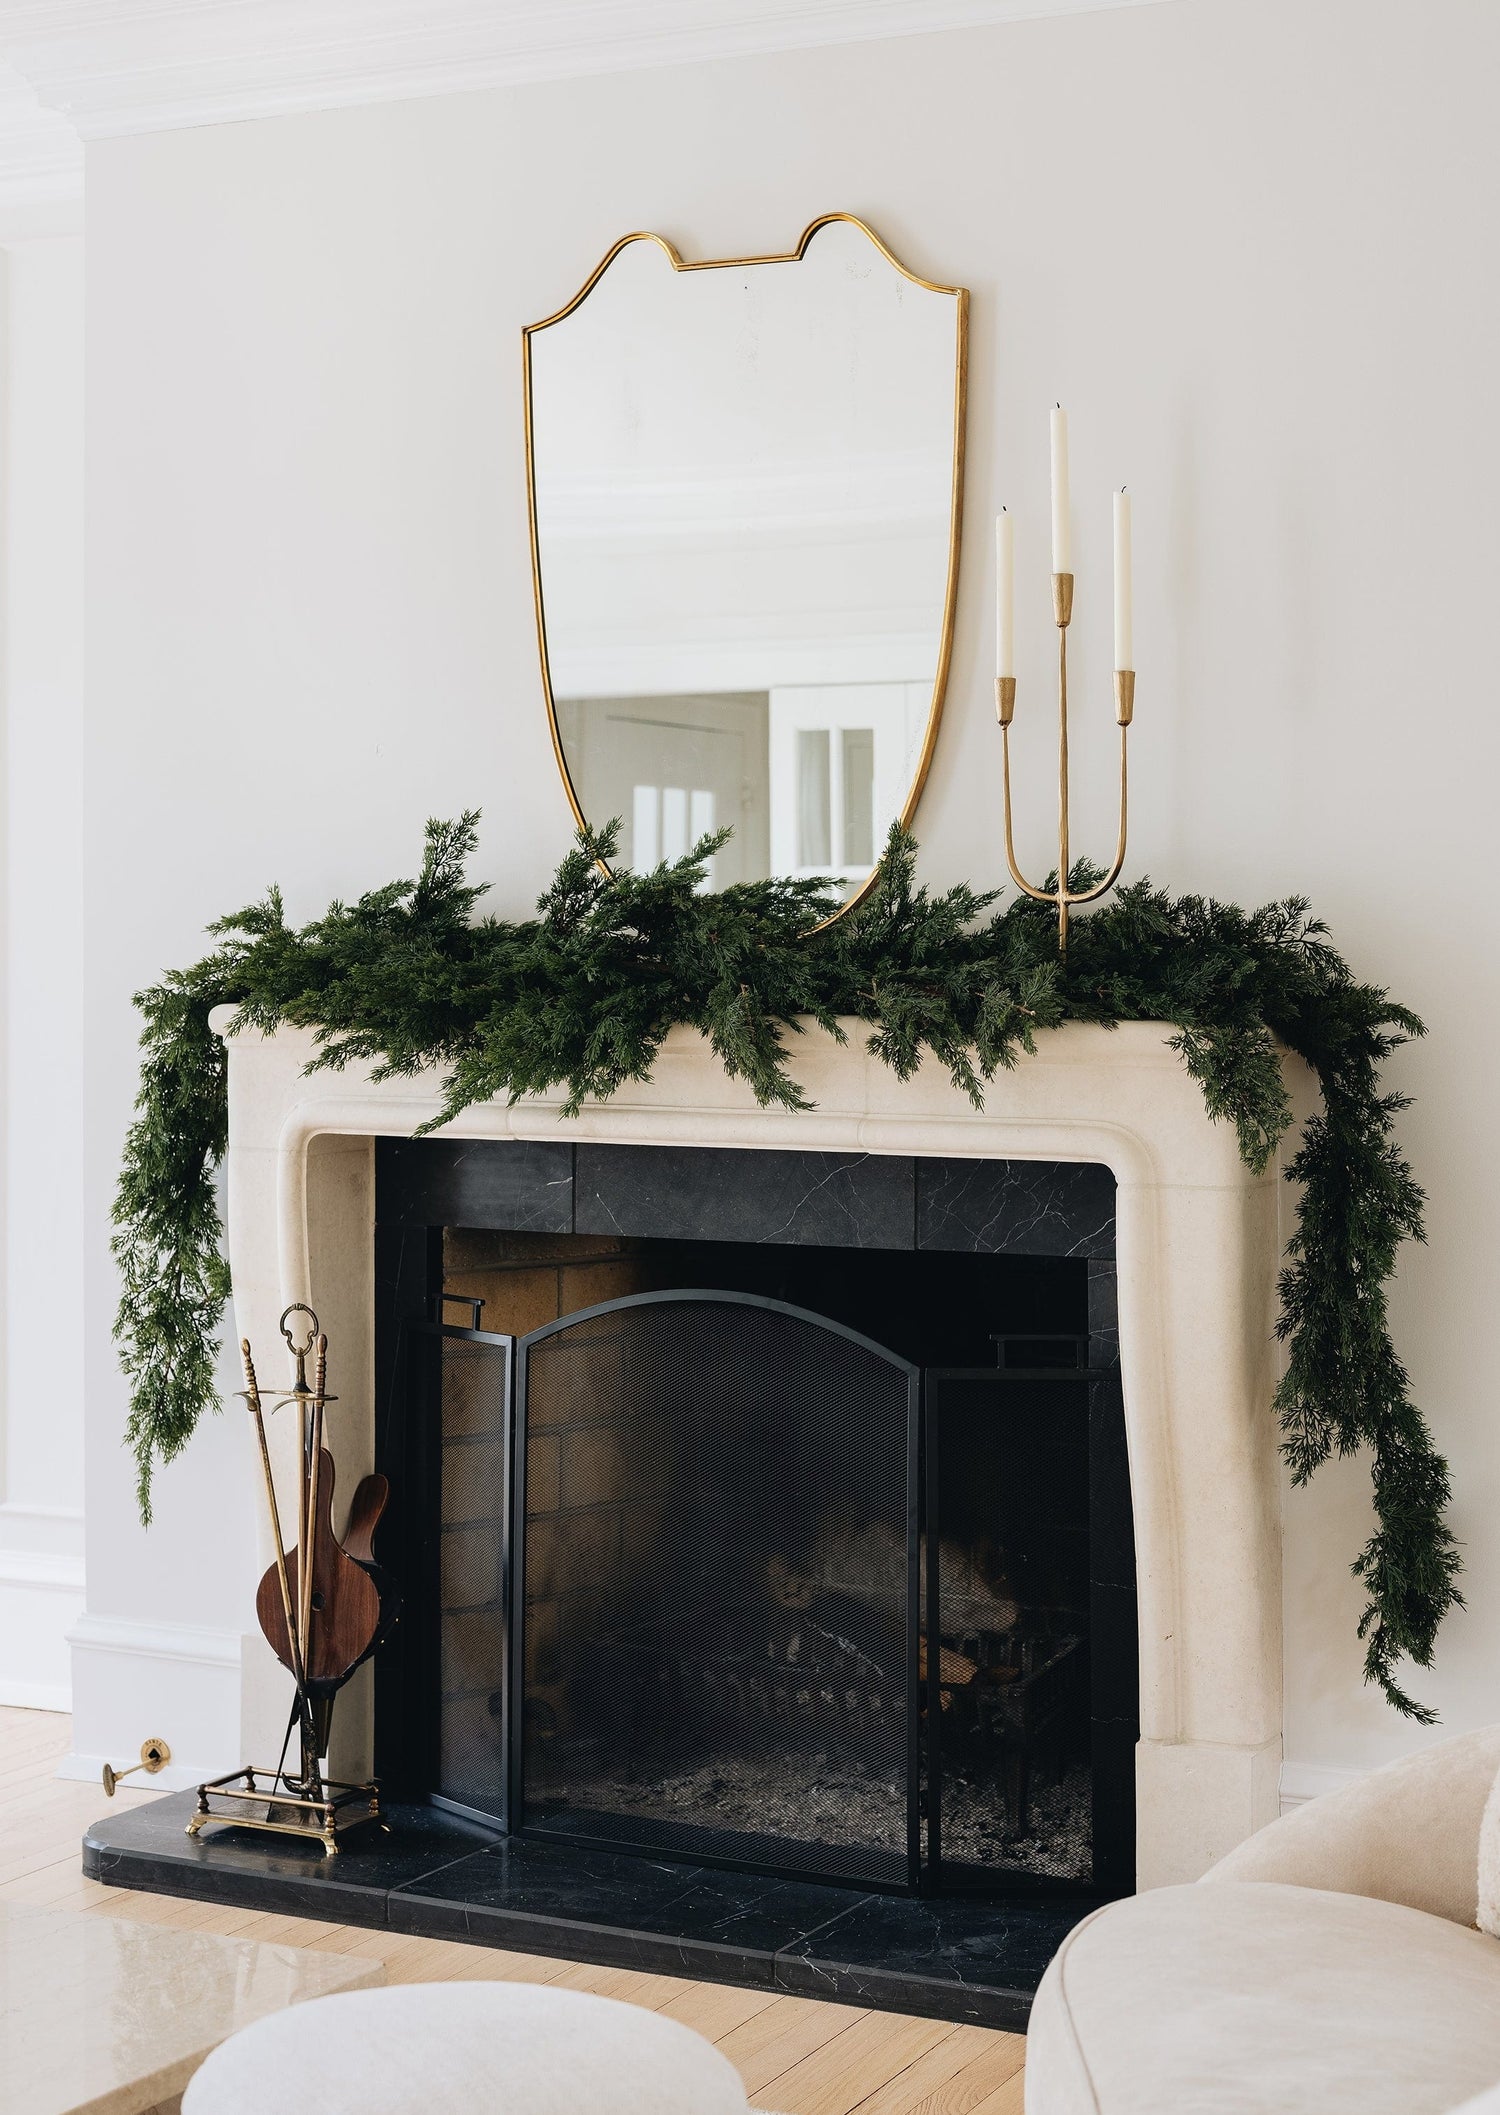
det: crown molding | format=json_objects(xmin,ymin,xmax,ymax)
[
  {"xmin": 0, "ymin": 58, "xmax": 81, "ymax": 219},
  {"xmin": 0, "ymin": 0, "xmax": 1176, "ymax": 142}
]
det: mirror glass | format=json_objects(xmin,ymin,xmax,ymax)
[{"xmin": 526, "ymin": 216, "xmax": 966, "ymax": 909}]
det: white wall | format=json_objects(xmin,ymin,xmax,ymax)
[
  {"xmin": 0, "ymin": 229, "xmax": 86, "ymax": 1709},
  {"xmin": 74, "ymin": 0, "xmax": 1500, "ymax": 1788}
]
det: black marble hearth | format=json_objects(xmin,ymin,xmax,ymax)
[{"xmin": 83, "ymin": 1794, "xmax": 1101, "ymax": 2029}]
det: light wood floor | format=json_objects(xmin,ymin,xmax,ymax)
[{"xmin": 0, "ymin": 1707, "xmax": 1026, "ymax": 2114}]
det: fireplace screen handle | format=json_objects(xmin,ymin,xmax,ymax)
[{"xmin": 435, "ymin": 1293, "xmax": 486, "ymax": 1330}]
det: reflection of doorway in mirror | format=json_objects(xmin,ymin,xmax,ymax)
[
  {"xmin": 769, "ymin": 683, "xmax": 929, "ymax": 884},
  {"xmin": 553, "ymin": 694, "xmax": 770, "ymax": 887}
]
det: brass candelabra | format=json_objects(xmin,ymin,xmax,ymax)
[{"xmin": 997, "ymin": 572, "xmax": 1134, "ymax": 952}]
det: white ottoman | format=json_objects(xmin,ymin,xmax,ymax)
[{"xmin": 181, "ymin": 1980, "xmax": 750, "ymax": 2115}]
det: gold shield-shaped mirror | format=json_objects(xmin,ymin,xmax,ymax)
[{"xmin": 524, "ymin": 214, "xmax": 967, "ymax": 917}]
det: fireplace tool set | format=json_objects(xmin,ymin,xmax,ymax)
[{"xmin": 187, "ymin": 1304, "xmax": 397, "ymax": 1855}]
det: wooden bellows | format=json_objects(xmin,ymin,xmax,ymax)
[{"xmin": 240, "ymin": 1313, "xmax": 396, "ymax": 1717}]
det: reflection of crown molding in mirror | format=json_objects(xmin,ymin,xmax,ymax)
[{"xmin": 522, "ymin": 213, "xmax": 969, "ymax": 929}]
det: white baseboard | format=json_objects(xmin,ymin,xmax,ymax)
[
  {"xmin": 0, "ymin": 1677, "xmax": 72, "ymax": 1711},
  {"xmin": 0, "ymin": 1538, "xmax": 85, "ymax": 1713},
  {"xmin": 1279, "ymin": 1760, "xmax": 1363, "ymax": 1812},
  {"xmin": 64, "ymin": 1610, "xmax": 243, "ymax": 1788}
]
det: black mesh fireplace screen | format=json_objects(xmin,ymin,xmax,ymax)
[
  {"xmin": 925, "ymin": 1366, "xmax": 1094, "ymax": 1885},
  {"xmin": 512, "ymin": 1292, "xmax": 920, "ymax": 1888},
  {"xmin": 435, "ymin": 1333, "xmax": 511, "ymax": 1821},
  {"xmin": 413, "ymin": 1281, "xmax": 1132, "ymax": 1896}
]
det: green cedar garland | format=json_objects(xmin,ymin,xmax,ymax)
[{"xmin": 112, "ymin": 814, "xmax": 1461, "ymax": 1720}]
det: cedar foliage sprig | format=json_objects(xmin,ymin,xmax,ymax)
[{"xmin": 112, "ymin": 816, "xmax": 1460, "ymax": 1718}]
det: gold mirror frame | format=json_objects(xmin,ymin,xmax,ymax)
[{"xmin": 522, "ymin": 212, "xmax": 969, "ymax": 925}]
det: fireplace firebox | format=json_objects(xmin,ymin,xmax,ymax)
[
  {"xmin": 374, "ymin": 1139, "xmax": 1136, "ymax": 1905},
  {"xmin": 516, "ymin": 1291, "xmax": 918, "ymax": 1888}
]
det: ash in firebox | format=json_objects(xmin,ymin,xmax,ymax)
[
  {"xmin": 939, "ymin": 1761, "xmax": 1092, "ymax": 1879},
  {"xmin": 567, "ymin": 1752, "xmax": 1092, "ymax": 1882}
]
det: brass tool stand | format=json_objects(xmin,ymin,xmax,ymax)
[
  {"xmin": 188, "ymin": 1305, "xmax": 383, "ymax": 1857},
  {"xmin": 187, "ymin": 1766, "xmax": 382, "ymax": 1859},
  {"xmin": 998, "ymin": 571, "xmax": 1135, "ymax": 952}
]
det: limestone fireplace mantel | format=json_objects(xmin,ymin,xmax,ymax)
[{"xmin": 214, "ymin": 1010, "xmax": 1295, "ymax": 1890}]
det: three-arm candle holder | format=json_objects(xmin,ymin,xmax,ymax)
[{"xmin": 996, "ymin": 571, "xmax": 1134, "ymax": 953}]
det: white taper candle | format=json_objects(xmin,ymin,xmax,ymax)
[
  {"xmin": 995, "ymin": 510, "xmax": 1015, "ymax": 678},
  {"xmin": 1113, "ymin": 487, "xmax": 1133, "ymax": 671},
  {"xmin": 1050, "ymin": 405, "xmax": 1071, "ymax": 574}
]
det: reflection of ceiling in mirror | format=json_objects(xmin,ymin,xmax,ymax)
[{"xmin": 530, "ymin": 219, "xmax": 959, "ymax": 703}]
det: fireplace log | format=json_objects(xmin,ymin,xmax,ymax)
[{"xmin": 920, "ymin": 1636, "xmax": 978, "ymax": 1687}]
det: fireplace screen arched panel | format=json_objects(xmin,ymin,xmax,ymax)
[{"xmin": 512, "ymin": 1291, "xmax": 920, "ymax": 1888}]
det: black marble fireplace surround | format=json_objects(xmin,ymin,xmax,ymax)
[{"xmin": 85, "ymin": 1140, "xmax": 1136, "ymax": 2027}]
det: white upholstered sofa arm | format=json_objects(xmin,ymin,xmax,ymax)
[{"xmin": 1203, "ymin": 1724, "xmax": 1500, "ymax": 1927}]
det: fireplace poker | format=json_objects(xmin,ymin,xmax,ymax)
[
  {"xmin": 240, "ymin": 1338, "xmax": 320, "ymax": 1783},
  {"xmin": 239, "ymin": 1338, "xmax": 308, "ymax": 1702},
  {"xmin": 296, "ymin": 1333, "xmax": 329, "ymax": 1688}
]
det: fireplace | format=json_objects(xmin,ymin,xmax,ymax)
[
  {"xmin": 373, "ymin": 1138, "xmax": 1136, "ymax": 1904},
  {"xmin": 85, "ymin": 1014, "xmax": 1287, "ymax": 2023}
]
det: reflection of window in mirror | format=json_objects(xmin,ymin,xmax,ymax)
[
  {"xmin": 633, "ymin": 784, "xmax": 717, "ymax": 867},
  {"xmin": 554, "ymin": 694, "xmax": 769, "ymax": 887},
  {"xmin": 794, "ymin": 727, "xmax": 873, "ymax": 871},
  {"xmin": 842, "ymin": 729, "xmax": 875, "ymax": 869},
  {"xmin": 771, "ymin": 683, "xmax": 928, "ymax": 885},
  {"xmin": 797, "ymin": 731, "xmax": 831, "ymax": 867}
]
